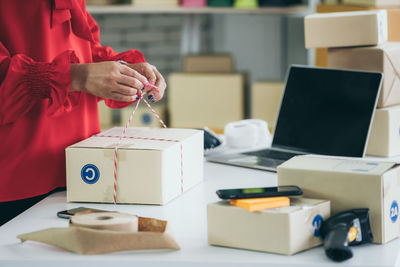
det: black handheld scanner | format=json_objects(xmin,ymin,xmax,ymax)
[{"xmin": 319, "ymin": 208, "xmax": 373, "ymax": 262}]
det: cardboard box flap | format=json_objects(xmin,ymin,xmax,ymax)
[
  {"xmin": 279, "ymin": 155, "xmax": 396, "ymax": 175},
  {"xmin": 382, "ymin": 44, "xmax": 400, "ymax": 105},
  {"xmin": 69, "ymin": 127, "xmax": 202, "ymax": 150}
]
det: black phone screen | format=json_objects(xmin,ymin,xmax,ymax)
[{"xmin": 216, "ymin": 185, "xmax": 302, "ymax": 199}]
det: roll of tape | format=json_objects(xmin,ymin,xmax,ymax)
[{"xmin": 70, "ymin": 212, "xmax": 138, "ymax": 232}]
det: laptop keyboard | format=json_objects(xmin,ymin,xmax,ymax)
[{"xmin": 243, "ymin": 149, "xmax": 299, "ymax": 161}]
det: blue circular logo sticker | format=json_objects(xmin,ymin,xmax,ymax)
[
  {"xmin": 81, "ymin": 164, "xmax": 100, "ymax": 184},
  {"xmin": 312, "ymin": 214, "xmax": 323, "ymax": 237},
  {"xmin": 390, "ymin": 200, "xmax": 398, "ymax": 223},
  {"xmin": 141, "ymin": 113, "xmax": 152, "ymax": 125}
]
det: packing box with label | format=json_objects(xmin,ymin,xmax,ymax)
[
  {"xmin": 343, "ymin": 0, "xmax": 400, "ymax": 7},
  {"xmin": 251, "ymin": 82, "xmax": 284, "ymax": 132},
  {"xmin": 66, "ymin": 127, "xmax": 203, "ymax": 205},
  {"xmin": 305, "ymin": 10, "xmax": 388, "ymax": 49},
  {"xmin": 278, "ymin": 155, "xmax": 400, "ymax": 244},
  {"xmin": 208, "ymin": 198, "xmax": 330, "ymax": 255},
  {"xmin": 184, "ymin": 54, "xmax": 234, "ymax": 73},
  {"xmin": 367, "ymin": 105, "xmax": 400, "ymax": 157},
  {"xmin": 168, "ymin": 73, "xmax": 244, "ymax": 133},
  {"xmin": 120, "ymin": 103, "xmax": 167, "ymax": 128},
  {"xmin": 328, "ymin": 43, "xmax": 400, "ymax": 108},
  {"xmin": 315, "ymin": 4, "xmax": 400, "ymax": 67}
]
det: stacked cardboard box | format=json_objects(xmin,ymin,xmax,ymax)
[
  {"xmin": 315, "ymin": 4, "xmax": 400, "ymax": 67},
  {"xmin": 168, "ymin": 54, "xmax": 245, "ymax": 134},
  {"xmin": 306, "ymin": 10, "xmax": 400, "ymax": 157}
]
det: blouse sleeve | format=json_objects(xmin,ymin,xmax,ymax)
[
  {"xmin": 85, "ymin": 11, "xmax": 146, "ymax": 109},
  {"xmin": 0, "ymin": 42, "xmax": 80, "ymax": 126}
]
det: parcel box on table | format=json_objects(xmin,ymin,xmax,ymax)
[
  {"xmin": 304, "ymin": 10, "xmax": 388, "ymax": 49},
  {"xmin": 66, "ymin": 127, "xmax": 203, "ymax": 205},
  {"xmin": 278, "ymin": 155, "xmax": 400, "ymax": 244},
  {"xmin": 328, "ymin": 43, "xmax": 400, "ymax": 108},
  {"xmin": 208, "ymin": 198, "xmax": 330, "ymax": 255}
]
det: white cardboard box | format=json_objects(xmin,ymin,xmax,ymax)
[
  {"xmin": 305, "ymin": 10, "xmax": 388, "ymax": 48},
  {"xmin": 66, "ymin": 127, "xmax": 203, "ymax": 205},
  {"xmin": 208, "ymin": 198, "xmax": 330, "ymax": 255},
  {"xmin": 367, "ymin": 105, "xmax": 400, "ymax": 157},
  {"xmin": 278, "ymin": 155, "xmax": 400, "ymax": 244}
]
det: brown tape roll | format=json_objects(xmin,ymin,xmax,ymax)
[{"xmin": 70, "ymin": 212, "xmax": 138, "ymax": 232}]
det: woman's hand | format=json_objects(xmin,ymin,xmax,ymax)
[
  {"xmin": 70, "ymin": 61, "xmax": 149, "ymax": 102},
  {"xmin": 126, "ymin": 62, "xmax": 167, "ymax": 102}
]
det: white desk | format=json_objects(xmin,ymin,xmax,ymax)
[{"xmin": 1, "ymin": 161, "xmax": 400, "ymax": 267}]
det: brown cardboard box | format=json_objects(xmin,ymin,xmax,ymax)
[
  {"xmin": 316, "ymin": 4, "xmax": 400, "ymax": 67},
  {"xmin": 207, "ymin": 198, "xmax": 330, "ymax": 255},
  {"xmin": 66, "ymin": 127, "xmax": 203, "ymax": 205},
  {"xmin": 367, "ymin": 105, "xmax": 400, "ymax": 156},
  {"xmin": 305, "ymin": 10, "xmax": 388, "ymax": 49},
  {"xmin": 132, "ymin": 0, "xmax": 179, "ymax": 6},
  {"xmin": 168, "ymin": 73, "xmax": 244, "ymax": 133},
  {"xmin": 278, "ymin": 155, "xmax": 400, "ymax": 244},
  {"xmin": 250, "ymin": 82, "xmax": 284, "ymax": 132},
  {"xmin": 184, "ymin": 55, "xmax": 234, "ymax": 73},
  {"xmin": 98, "ymin": 101, "xmax": 113, "ymax": 131},
  {"xmin": 328, "ymin": 43, "xmax": 400, "ymax": 108},
  {"xmin": 343, "ymin": 0, "xmax": 400, "ymax": 7},
  {"xmin": 120, "ymin": 103, "xmax": 167, "ymax": 128}
]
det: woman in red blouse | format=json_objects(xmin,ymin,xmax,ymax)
[{"xmin": 0, "ymin": 0, "xmax": 166, "ymax": 225}]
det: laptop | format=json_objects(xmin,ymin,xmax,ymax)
[{"xmin": 206, "ymin": 65, "xmax": 383, "ymax": 172}]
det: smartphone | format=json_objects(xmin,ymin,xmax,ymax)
[
  {"xmin": 216, "ymin": 185, "xmax": 302, "ymax": 200},
  {"xmin": 57, "ymin": 207, "xmax": 106, "ymax": 219}
]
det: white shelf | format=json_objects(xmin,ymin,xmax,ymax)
[{"xmin": 87, "ymin": 5, "xmax": 309, "ymax": 15}]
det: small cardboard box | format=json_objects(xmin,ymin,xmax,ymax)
[
  {"xmin": 66, "ymin": 127, "xmax": 203, "ymax": 205},
  {"xmin": 305, "ymin": 10, "xmax": 388, "ymax": 48},
  {"xmin": 168, "ymin": 73, "xmax": 244, "ymax": 133},
  {"xmin": 367, "ymin": 105, "xmax": 400, "ymax": 157},
  {"xmin": 251, "ymin": 82, "xmax": 284, "ymax": 132},
  {"xmin": 328, "ymin": 43, "xmax": 400, "ymax": 108},
  {"xmin": 184, "ymin": 54, "xmax": 234, "ymax": 73},
  {"xmin": 343, "ymin": 0, "xmax": 400, "ymax": 7},
  {"xmin": 120, "ymin": 103, "xmax": 167, "ymax": 128},
  {"xmin": 315, "ymin": 4, "xmax": 400, "ymax": 67},
  {"xmin": 208, "ymin": 198, "xmax": 330, "ymax": 255},
  {"xmin": 278, "ymin": 155, "xmax": 400, "ymax": 244}
]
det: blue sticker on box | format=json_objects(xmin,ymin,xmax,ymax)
[
  {"xmin": 312, "ymin": 214, "xmax": 323, "ymax": 237},
  {"xmin": 141, "ymin": 113, "xmax": 152, "ymax": 125},
  {"xmin": 81, "ymin": 164, "xmax": 100, "ymax": 184},
  {"xmin": 390, "ymin": 200, "xmax": 398, "ymax": 223}
]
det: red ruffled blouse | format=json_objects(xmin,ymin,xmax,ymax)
[{"xmin": 0, "ymin": 0, "xmax": 145, "ymax": 201}]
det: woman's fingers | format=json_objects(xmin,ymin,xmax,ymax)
[
  {"xmin": 116, "ymin": 74, "xmax": 144, "ymax": 92},
  {"xmin": 119, "ymin": 64, "xmax": 148, "ymax": 88},
  {"xmin": 147, "ymin": 66, "xmax": 166, "ymax": 102}
]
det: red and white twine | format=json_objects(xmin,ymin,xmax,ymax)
[{"xmin": 104, "ymin": 94, "xmax": 183, "ymax": 204}]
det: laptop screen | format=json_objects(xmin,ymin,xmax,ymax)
[{"xmin": 272, "ymin": 66, "xmax": 382, "ymax": 157}]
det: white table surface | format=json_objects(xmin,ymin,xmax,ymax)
[{"xmin": 1, "ymin": 161, "xmax": 400, "ymax": 267}]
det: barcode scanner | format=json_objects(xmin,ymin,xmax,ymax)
[{"xmin": 319, "ymin": 209, "xmax": 373, "ymax": 262}]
